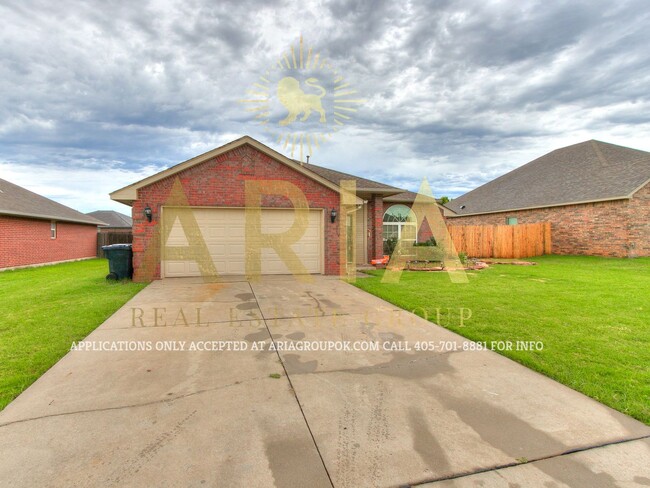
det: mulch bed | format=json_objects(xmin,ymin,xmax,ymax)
[{"xmin": 376, "ymin": 258, "xmax": 537, "ymax": 272}]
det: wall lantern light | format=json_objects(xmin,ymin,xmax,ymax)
[
  {"xmin": 330, "ymin": 208, "xmax": 337, "ymax": 223},
  {"xmin": 144, "ymin": 205, "xmax": 153, "ymax": 222}
]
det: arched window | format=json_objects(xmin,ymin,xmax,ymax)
[{"xmin": 383, "ymin": 204, "xmax": 417, "ymax": 252}]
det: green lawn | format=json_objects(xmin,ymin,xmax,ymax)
[
  {"xmin": 0, "ymin": 259, "xmax": 147, "ymax": 410},
  {"xmin": 355, "ymin": 255, "xmax": 650, "ymax": 424}
]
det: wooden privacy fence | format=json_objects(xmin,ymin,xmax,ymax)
[
  {"xmin": 446, "ymin": 222, "xmax": 551, "ymax": 259},
  {"xmin": 97, "ymin": 231, "xmax": 133, "ymax": 258}
]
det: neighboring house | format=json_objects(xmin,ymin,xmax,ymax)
[
  {"xmin": 87, "ymin": 210, "xmax": 133, "ymax": 258},
  {"xmin": 0, "ymin": 178, "xmax": 104, "ymax": 269},
  {"xmin": 110, "ymin": 136, "xmax": 439, "ymax": 281},
  {"xmin": 446, "ymin": 140, "xmax": 650, "ymax": 258},
  {"xmin": 87, "ymin": 210, "xmax": 133, "ymax": 234}
]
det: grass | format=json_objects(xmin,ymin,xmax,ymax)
[
  {"xmin": 0, "ymin": 259, "xmax": 147, "ymax": 410},
  {"xmin": 354, "ymin": 255, "xmax": 650, "ymax": 424}
]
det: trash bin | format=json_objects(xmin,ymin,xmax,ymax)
[{"xmin": 102, "ymin": 243, "xmax": 133, "ymax": 280}]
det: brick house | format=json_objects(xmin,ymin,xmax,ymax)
[
  {"xmin": 0, "ymin": 178, "xmax": 104, "ymax": 269},
  {"xmin": 445, "ymin": 140, "xmax": 650, "ymax": 257},
  {"xmin": 87, "ymin": 210, "xmax": 134, "ymax": 258},
  {"xmin": 110, "ymin": 136, "xmax": 440, "ymax": 281},
  {"xmin": 87, "ymin": 210, "xmax": 133, "ymax": 234}
]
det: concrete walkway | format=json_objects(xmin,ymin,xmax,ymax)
[{"xmin": 0, "ymin": 276, "xmax": 648, "ymax": 487}]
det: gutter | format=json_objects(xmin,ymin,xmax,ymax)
[
  {"xmin": 0, "ymin": 209, "xmax": 105, "ymax": 226},
  {"xmin": 447, "ymin": 195, "xmax": 633, "ymax": 218}
]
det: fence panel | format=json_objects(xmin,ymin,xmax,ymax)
[
  {"xmin": 448, "ymin": 222, "xmax": 551, "ymax": 258},
  {"xmin": 97, "ymin": 231, "xmax": 133, "ymax": 257}
]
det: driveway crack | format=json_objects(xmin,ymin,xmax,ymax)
[
  {"xmin": 305, "ymin": 291, "xmax": 325, "ymax": 315},
  {"xmin": 0, "ymin": 375, "xmax": 264, "ymax": 429}
]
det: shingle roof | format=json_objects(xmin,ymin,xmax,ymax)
[
  {"xmin": 87, "ymin": 210, "xmax": 132, "ymax": 228},
  {"xmin": 0, "ymin": 178, "xmax": 104, "ymax": 225},
  {"xmin": 384, "ymin": 190, "xmax": 438, "ymax": 203},
  {"xmin": 383, "ymin": 190, "xmax": 417, "ymax": 202},
  {"xmin": 446, "ymin": 140, "xmax": 650, "ymax": 216},
  {"xmin": 111, "ymin": 136, "xmax": 364, "ymax": 205},
  {"xmin": 301, "ymin": 162, "xmax": 402, "ymax": 192}
]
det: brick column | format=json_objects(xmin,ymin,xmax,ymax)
[{"xmin": 369, "ymin": 194, "xmax": 384, "ymax": 259}]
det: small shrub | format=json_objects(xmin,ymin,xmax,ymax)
[
  {"xmin": 413, "ymin": 237, "xmax": 437, "ymax": 247},
  {"xmin": 384, "ymin": 237, "xmax": 398, "ymax": 255}
]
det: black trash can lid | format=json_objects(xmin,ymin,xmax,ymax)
[{"xmin": 102, "ymin": 243, "xmax": 133, "ymax": 250}]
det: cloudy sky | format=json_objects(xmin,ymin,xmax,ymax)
[{"xmin": 2, "ymin": 0, "xmax": 650, "ymax": 213}]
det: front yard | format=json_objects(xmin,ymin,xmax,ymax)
[
  {"xmin": 355, "ymin": 255, "xmax": 650, "ymax": 424},
  {"xmin": 0, "ymin": 259, "xmax": 146, "ymax": 410}
]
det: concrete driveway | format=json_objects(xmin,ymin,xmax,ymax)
[{"xmin": 1, "ymin": 276, "xmax": 648, "ymax": 487}]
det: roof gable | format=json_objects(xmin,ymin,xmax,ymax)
[
  {"xmin": 0, "ymin": 178, "xmax": 104, "ymax": 225},
  {"xmin": 447, "ymin": 140, "xmax": 650, "ymax": 215},
  {"xmin": 110, "ymin": 136, "xmax": 363, "ymax": 205}
]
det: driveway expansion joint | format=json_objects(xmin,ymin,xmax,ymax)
[
  {"xmin": 248, "ymin": 281, "xmax": 335, "ymax": 488},
  {"xmin": 408, "ymin": 433, "xmax": 650, "ymax": 487}
]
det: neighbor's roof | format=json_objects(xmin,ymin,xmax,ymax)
[
  {"xmin": 0, "ymin": 178, "xmax": 105, "ymax": 225},
  {"xmin": 87, "ymin": 210, "xmax": 132, "ymax": 228},
  {"xmin": 110, "ymin": 136, "xmax": 363, "ymax": 205},
  {"xmin": 446, "ymin": 140, "xmax": 650, "ymax": 216}
]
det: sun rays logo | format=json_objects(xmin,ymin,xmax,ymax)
[{"xmin": 240, "ymin": 36, "xmax": 365, "ymax": 161}]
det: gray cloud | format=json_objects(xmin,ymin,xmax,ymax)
[{"xmin": 1, "ymin": 0, "xmax": 650, "ymax": 211}]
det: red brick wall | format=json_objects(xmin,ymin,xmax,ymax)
[
  {"xmin": 628, "ymin": 181, "xmax": 650, "ymax": 257},
  {"xmin": 446, "ymin": 185, "xmax": 650, "ymax": 257},
  {"xmin": 0, "ymin": 216, "xmax": 97, "ymax": 269},
  {"xmin": 132, "ymin": 144, "xmax": 341, "ymax": 280}
]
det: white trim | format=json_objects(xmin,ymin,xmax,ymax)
[
  {"xmin": 160, "ymin": 205, "xmax": 166, "ymax": 279},
  {"xmin": 628, "ymin": 177, "xmax": 650, "ymax": 198},
  {"xmin": 383, "ymin": 204, "xmax": 418, "ymax": 245}
]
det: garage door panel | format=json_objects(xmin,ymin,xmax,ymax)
[
  {"xmin": 163, "ymin": 208, "xmax": 322, "ymax": 277},
  {"xmin": 165, "ymin": 261, "xmax": 188, "ymax": 276}
]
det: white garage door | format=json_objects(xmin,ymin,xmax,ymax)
[{"xmin": 162, "ymin": 207, "xmax": 323, "ymax": 277}]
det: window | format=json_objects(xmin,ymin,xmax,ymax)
[
  {"xmin": 51, "ymin": 221, "xmax": 57, "ymax": 239},
  {"xmin": 383, "ymin": 204, "xmax": 417, "ymax": 253},
  {"xmin": 506, "ymin": 217, "xmax": 518, "ymax": 225}
]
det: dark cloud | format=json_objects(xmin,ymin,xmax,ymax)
[{"xmin": 1, "ymin": 0, "xmax": 650, "ymax": 211}]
